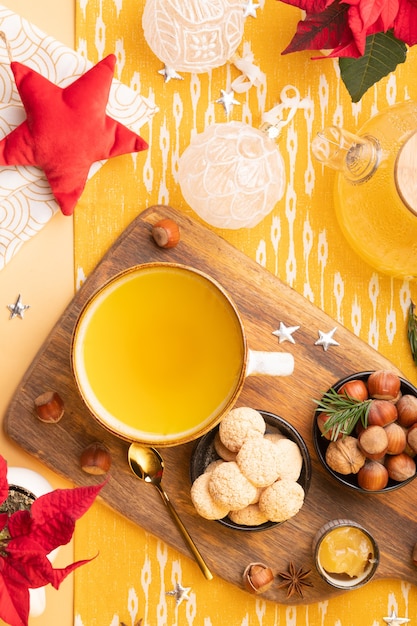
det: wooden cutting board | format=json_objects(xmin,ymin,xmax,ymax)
[{"xmin": 4, "ymin": 205, "xmax": 417, "ymax": 604}]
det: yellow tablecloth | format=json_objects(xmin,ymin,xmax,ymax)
[{"xmin": 73, "ymin": 0, "xmax": 417, "ymax": 624}]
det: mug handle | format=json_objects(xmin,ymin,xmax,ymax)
[{"xmin": 246, "ymin": 350, "xmax": 294, "ymax": 377}]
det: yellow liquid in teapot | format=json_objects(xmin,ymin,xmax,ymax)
[
  {"xmin": 334, "ymin": 101, "xmax": 417, "ymax": 279},
  {"xmin": 318, "ymin": 526, "xmax": 374, "ymax": 579},
  {"xmin": 73, "ymin": 265, "xmax": 245, "ymax": 442}
]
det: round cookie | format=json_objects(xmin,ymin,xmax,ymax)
[
  {"xmin": 274, "ymin": 438, "xmax": 303, "ymax": 481},
  {"xmin": 250, "ymin": 486, "xmax": 263, "ymax": 504},
  {"xmin": 214, "ymin": 431, "xmax": 237, "ymax": 461},
  {"xmin": 205, "ymin": 459, "xmax": 224, "ymax": 474},
  {"xmin": 219, "ymin": 407, "xmax": 266, "ymax": 452},
  {"xmin": 236, "ymin": 437, "xmax": 281, "ymax": 487},
  {"xmin": 191, "ymin": 473, "xmax": 230, "ymax": 520},
  {"xmin": 229, "ymin": 503, "xmax": 269, "ymax": 526},
  {"xmin": 264, "ymin": 431, "xmax": 286, "ymax": 444},
  {"xmin": 208, "ymin": 461, "xmax": 258, "ymax": 510},
  {"xmin": 259, "ymin": 479, "xmax": 305, "ymax": 522}
]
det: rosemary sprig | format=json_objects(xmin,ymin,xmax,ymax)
[
  {"xmin": 314, "ymin": 387, "xmax": 372, "ymax": 441},
  {"xmin": 407, "ymin": 300, "xmax": 417, "ymax": 366}
]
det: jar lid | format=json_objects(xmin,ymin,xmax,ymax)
[{"xmin": 395, "ymin": 130, "xmax": 417, "ymax": 216}]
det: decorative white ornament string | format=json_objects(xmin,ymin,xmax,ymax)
[
  {"xmin": 215, "ymin": 50, "xmax": 265, "ymax": 115},
  {"xmin": 230, "ymin": 50, "xmax": 265, "ymax": 94},
  {"xmin": 178, "ymin": 86, "xmax": 312, "ymax": 229}
]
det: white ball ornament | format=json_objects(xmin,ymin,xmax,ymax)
[
  {"xmin": 178, "ymin": 86, "xmax": 312, "ymax": 229},
  {"xmin": 142, "ymin": 0, "xmax": 245, "ymax": 74},
  {"xmin": 178, "ymin": 121, "xmax": 286, "ymax": 229}
]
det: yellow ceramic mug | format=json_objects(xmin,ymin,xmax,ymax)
[{"xmin": 71, "ymin": 263, "xmax": 294, "ymax": 446}]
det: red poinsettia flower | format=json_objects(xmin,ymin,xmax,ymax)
[
  {"xmin": 281, "ymin": 0, "xmax": 399, "ymax": 56},
  {"xmin": 0, "ymin": 456, "xmax": 105, "ymax": 626},
  {"xmin": 342, "ymin": 0, "xmax": 398, "ymax": 55},
  {"xmin": 393, "ymin": 0, "xmax": 417, "ymax": 46},
  {"xmin": 279, "ymin": 0, "xmax": 411, "ymax": 100}
]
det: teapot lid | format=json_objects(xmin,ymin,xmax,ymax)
[{"xmin": 395, "ymin": 130, "xmax": 417, "ymax": 216}]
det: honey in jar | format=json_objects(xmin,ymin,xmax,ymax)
[
  {"xmin": 314, "ymin": 520, "xmax": 379, "ymax": 589},
  {"xmin": 318, "ymin": 526, "xmax": 373, "ymax": 578}
]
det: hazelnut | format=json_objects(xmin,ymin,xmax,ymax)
[
  {"xmin": 357, "ymin": 460, "xmax": 389, "ymax": 491},
  {"xmin": 358, "ymin": 425, "xmax": 388, "ymax": 460},
  {"xmin": 34, "ymin": 391, "xmax": 65, "ymax": 423},
  {"xmin": 384, "ymin": 422, "xmax": 407, "ymax": 455},
  {"xmin": 325, "ymin": 436, "xmax": 366, "ymax": 474},
  {"xmin": 367, "ymin": 370, "xmax": 401, "ymax": 401},
  {"xmin": 385, "ymin": 452, "xmax": 416, "ymax": 482},
  {"xmin": 243, "ymin": 562, "xmax": 274, "ymax": 594},
  {"xmin": 338, "ymin": 379, "xmax": 369, "ymax": 402},
  {"xmin": 407, "ymin": 423, "xmax": 417, "ymax": 453},
  {"xmin": 317, "ymin": 413, "xmax": 342, "ymax": 441},
  {"xmin": 151, "ymin": 218, "xmax": 180, "ymax": 248},
  {"xmin": 396, "ymin": 395, "xmax": 417, "ymax": 428},
  {"xmin": 80, "ymin": 442, "xmax": 112, "ymax": 475},
  {"xmin": 367, "ymin": 399, "xmax": 398, "ymax": 427}
]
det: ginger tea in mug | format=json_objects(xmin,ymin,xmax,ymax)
[{"xmin": 72, "ymin": 263, "xmax": 246, "ymax": 445}]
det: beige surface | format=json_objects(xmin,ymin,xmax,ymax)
[{"xmin": 0, "ymin": 1, "xmax": 75, "ymax": 624}]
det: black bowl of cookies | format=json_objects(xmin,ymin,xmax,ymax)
[{"xmin": 190, "ymin": 407, "xmax": 312, "ymax": 531}]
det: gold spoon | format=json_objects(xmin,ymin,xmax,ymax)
[{"xmin": 127, "ymin": 443, "xmax": 213, "ymax": 580}]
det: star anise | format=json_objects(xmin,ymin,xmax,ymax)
[{"xmin": 277, "ymin": 561, "xmax": 313, "ymax": 598}]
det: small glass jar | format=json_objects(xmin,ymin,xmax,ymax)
[{"xmin": 313, "ymin": 519, "xmax": 379, "ymax": 590}]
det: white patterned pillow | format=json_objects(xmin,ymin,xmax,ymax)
[{"xmin": 0, "ymin": 5, "xmax": 158, "ymax": 270}]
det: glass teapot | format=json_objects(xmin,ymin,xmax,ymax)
[{"xmin": 312, "ymin": 101, "xmax": 417, "ymax": 280}]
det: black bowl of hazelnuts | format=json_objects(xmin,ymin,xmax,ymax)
[{"xmin": 313, "ymin": 370, "xmax": 417, "ymax": 493}]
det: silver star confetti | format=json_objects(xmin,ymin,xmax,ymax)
[
  {"xmin": 216, "ymin": 89, "xmax": 240, "ymax": 115},
  {"xmin": 272, "ymin": 322, "xmax": 300, "ymax": 344},
  {"xmin": 243, "ymin": 0, "xmax": 261, "ymax": 17},
  {"xmin": 7, "ymin": 294, "xmax": 30, "ymax": 319},
  {"xmin": 166, "ymin": 582, "xmax": 192, "ymax": 606},
  {"xmin": 315, "ymin": 327, "xmax": 339, "ymax": 351},
  {"xmin": 158, "ymin": 66, "xmax": 183, "ymax": 82},
  {"xmin": 383, "ymin": 611, "xmax": 410, "ymax": 625}
]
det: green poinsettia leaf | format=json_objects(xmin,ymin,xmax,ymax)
[{"xmin": 339, "ymin": 30, "xmax": 407, "ymax": 102}]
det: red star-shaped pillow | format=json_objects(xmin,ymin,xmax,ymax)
[{"xmin": 0, "ymin": 54, "xmax": 148, "ymax": 216}]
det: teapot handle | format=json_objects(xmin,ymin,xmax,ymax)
[{"xmin": 246, "ymin": 350, "xmax": 294, "ymax": 377}]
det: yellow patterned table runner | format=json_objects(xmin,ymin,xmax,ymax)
[{"xmin": 74, "ymin": 0, "xmax": 417, "ymax": 623}]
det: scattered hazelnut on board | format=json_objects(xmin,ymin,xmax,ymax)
[
  {"xmin": 243, "ymin": 562, "xmax": 274, "ymax": 594},
  {"xmin": 34, "ymin": 391, "xmax": 65, "ymax": 423},
  {"xmin": 80, "ymin": 442, "xmax": 112, "ymax": 475},
  {"xmin": 151, "ymin": 218, "xmax": 180, "ymax": 248}
]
